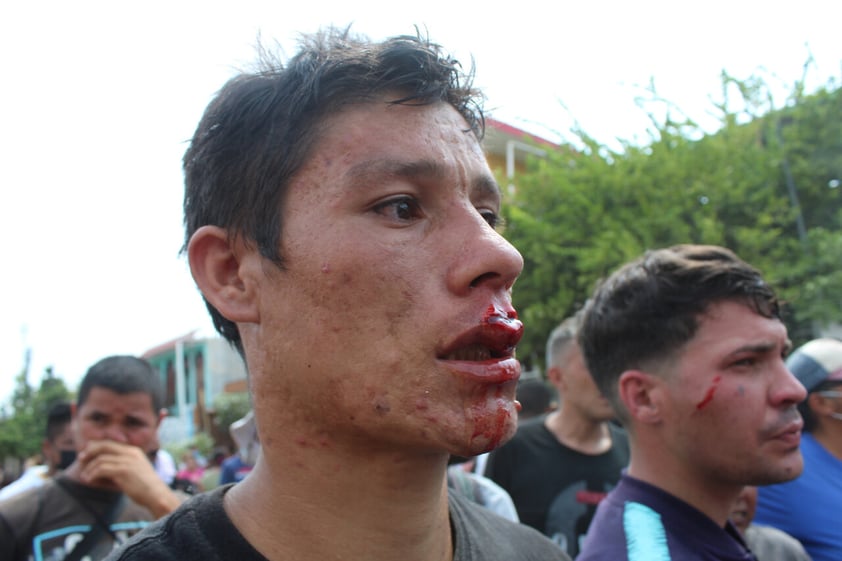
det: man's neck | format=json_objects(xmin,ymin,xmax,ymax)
[
  {"xmin": 544, "ymin": 408, "xmax": 612, "ymax": 455},
  {"xmin": 224, "ymin": 448, "xmax": 454, "ymax": 561},
  {"xmin": 626, "ymin": 447, "xmax": 738, "ymax": 527}
]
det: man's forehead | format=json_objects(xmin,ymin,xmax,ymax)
[
  {"xmin": 345, "ymin": 157, "xmax": 501, "ymax": 199},
  {"xmin": 694, "ymin": 301, "xmax": 788, "ymax": 350},
  {"xmin": 321, "ymin": 98, "xmax": 485, "ymax": 158},
  {"xmin": 80, "ymin": 387, "xmax": 156, "ymax": 414}
]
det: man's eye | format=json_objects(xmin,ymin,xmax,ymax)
[
  {"xmin": 733, "ymin": 357, "xmax": 757, "ymax": 368},
  {"xmin": 480, "ymin": 210, "xmax": 504, "ymax": 230},
  {"xmin": 373, "ymin": 197, "xmax": 423, "ymax": 222}
]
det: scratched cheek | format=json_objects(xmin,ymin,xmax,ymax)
[{"xmin": 695, "ymin": 375, "xmax": 722, "ymax": 410}]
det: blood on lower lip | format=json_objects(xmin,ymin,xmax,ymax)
[{"xmin": 448, "ymin": 358, "xmax": 521, "ymax": 384}]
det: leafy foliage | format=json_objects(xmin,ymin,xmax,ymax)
[
  {"xmin": 165, "ymin": 431, "xmax": 216, "ymax": 466},
  {"xmin": 211, "ymin": 392, "xmax": 252, "ymax": 436},
  {"xmin": 0, "ymin": 365, "xmax": 72, "ymax": 461},
  {"xmin": 503, "ymin": 74, "xmax": 842, "ymax": 371}
]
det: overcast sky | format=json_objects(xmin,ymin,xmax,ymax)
[{"xmin": 1, "ymin": 0, "xmax": 839, "ymax": 405}]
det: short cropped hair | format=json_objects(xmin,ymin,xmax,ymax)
[
  {"xmin": 183, "ymin": 27, "xmax": 485, "ymax": 353},
  {"xmin": 77, "ymin": 356, "xmax": 164, "ymax": 414},
  {"xmin": 545, "ymin": 313, "xmax": 582, "ymax": 370},
  {"xmin": 579, "ymin": 244, "xmax": 780, "ymax": 423},
  {"xmin": 45, "ymin": 401, "xmax": 72, "ymax": 442}
]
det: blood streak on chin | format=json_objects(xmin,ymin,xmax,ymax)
[
  {"xmin": 696, "ymin": 375, "xmax": 722, "ymax": 410},
  {"xmin": 470, "ymin": 386, "xmax": 514, "ymax": 450}
]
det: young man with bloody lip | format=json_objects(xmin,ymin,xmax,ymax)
[
  {"xmin": 106, "ymin": 28, "xmax": 569, "ymax": 561},
  {"xmin": 576, "ymin": 245, "xmax": 806, "ymax": 561}
]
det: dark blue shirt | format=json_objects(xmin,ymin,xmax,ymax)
[{"xmin": 578, "ymin": 474, "xmax": 756, "ymax": 561}]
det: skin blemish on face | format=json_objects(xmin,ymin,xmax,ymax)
[
  {"xmin": 321, "ymin": 263, "xmax": 331, "ymax": 274},
  {"xmin": 373, "ymin": 398, "xmax": 391, "ymax": 415},
  {"xmin": 696, "ymin": 375, "xmax": 722, "ymax": 410}
]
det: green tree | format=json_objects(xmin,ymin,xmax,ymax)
[
  {"xmin": 212, "ymin": 392, "xmax": 252, "ymax": 436},
  {"xmin": 0, "ymin": 364, "xmax": 72, "ymax": 461},
  {"xmin": 502, "ymin": 74, "xmax": 841, "ymax": 371}
]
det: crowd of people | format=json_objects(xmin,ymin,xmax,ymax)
[{"xmin": 0, "ymin": 27, "xmax": 839, "ymax": 561}]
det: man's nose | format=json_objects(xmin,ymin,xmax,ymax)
[
  {"xmin": 446, "ymin": 213, "xmax": 523, "ymax": 296},
  {"xmin": 103, "ymin": 424, "xmax": 129, "ymax": 443}
]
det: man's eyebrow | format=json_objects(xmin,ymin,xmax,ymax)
[
  {"xmin": 473, "ymin": 174, "xmax": 502, "ymax": 202},
  {"xmin": 727, "ymin": 340, "xmax": 788, "ymax": 357},
  {"xmin": 346, "ymin": 158, "xmax": 502, "ymax": 199},
  {"xmin": 346, "ymin": 158, "xmax": 445, "ymax": 184}
]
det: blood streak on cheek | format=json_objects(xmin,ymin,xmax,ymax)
[{"xmin": 696, "ymin": 375, "xmax": 722, "ymax": 410}]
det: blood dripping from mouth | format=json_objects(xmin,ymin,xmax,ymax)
[
  {"xmin": 482, "ymin": 306, "xmax": 523, "ymax": 343},
  {"xmin": 470, "ymin": 385, "xmax": 512, "ymax": 450},
  {"xmin": 696, "ymin": 375, "xmax": 722, "ymax": 410},
  {"xmin": 483, "ymin": 305, "xmax": 518, "ymax": 323}
]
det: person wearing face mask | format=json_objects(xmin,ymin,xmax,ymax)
[
  {"xmin": 754, "ymin": 338, "xmax": 842, "ymax": 561},
  {"xmin": 0, "ymin": 356, "xmax": 183, "ymax": 561},
  {"xmin": 0, "ymin": 401, "xmax": 76, "ymax": 501}
]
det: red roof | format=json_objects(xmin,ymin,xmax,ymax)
[
  {"xmin": 485, "ymin": 117, "xmax": 558, "ymax": 149},
  {"xmin": 141, "ymin": 330, "xmax": 198, "ymax": 359}
]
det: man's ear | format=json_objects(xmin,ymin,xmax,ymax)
[
  {"xmin": 546, "ymin": 365, "xmax": 562, "ymax": 388},
  {"xmin": 808, "ymin": 391, "xmax": 836, "ymax": 416},
  {"xmin": 188, "ymin": 225, "xmax": 260, "ymax": 324},
  {"xmin": 618, "ymin": 370, "xmax": 663, "ymax": 424}
]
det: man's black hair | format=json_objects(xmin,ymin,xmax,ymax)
[
  {"xmin": 45, "ymin": 401, "xmax": 72, "ymax": 442},
  {"xmin": 77, "ymin": 355, "xmax": 164, "ymax": 413}
]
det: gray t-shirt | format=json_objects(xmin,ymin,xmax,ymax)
[
  {"xmin": 0, "ymin": 476, "xmax": 154, "ymax": 561},
  {"xmin": 106, "ymin": 484, "xmax": 570, "ymax": 561},
  {"xmin": 745, "ymin": 524, "xmax": 812, "ymax": 561}
]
